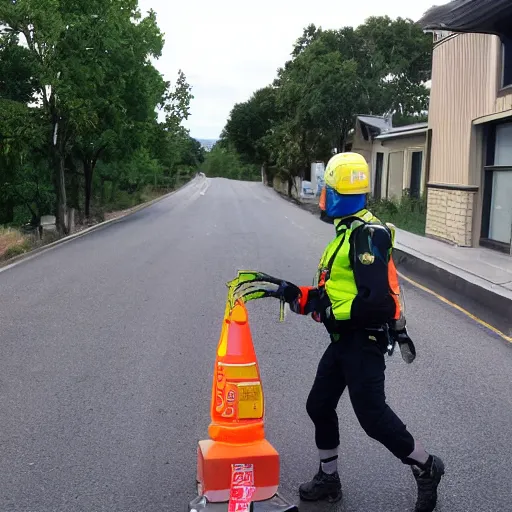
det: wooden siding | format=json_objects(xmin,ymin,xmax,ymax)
[
  {"xmin": 496, "ymin": 92, "xmax": 512, "ymax": 112},
  {"xmin": 429, "ymin": 33, "xmax": 499, "ymax": 185}
]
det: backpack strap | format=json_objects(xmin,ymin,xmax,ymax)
[{"xmin": 322, "ymin": 212, "xmax": 374, "ymax": 285}]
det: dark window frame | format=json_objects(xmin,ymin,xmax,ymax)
[
  {"xmin": 501, "ymin": 36, "xmax": 512, "ymax": 90},
  {"xmin": 360, "ymin": 123, "xmax": 369, "ymax": 141},
  {"xmin": 409, "ymin": 150, "xmax": 424, "ymax": 199},
  {"xmin": 480, "ymin": 121, "xmax": 512, "ymax": 254},
  {"xmin": 374, "ymin": 152, "xmax": 384, "ymax": 200}
]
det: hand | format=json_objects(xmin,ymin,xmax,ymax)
[
  {"xmin": 390, "ymin": 327, "xmax": 416, "ymax": 364},
  {"xmin": 312, "ymin": 303, "xmax": 331, "ymax": 323},
  {"xmin": 276, "ymin": 281, "xmax": 302, "ymax": 313}
]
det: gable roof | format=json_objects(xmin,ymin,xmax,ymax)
[
  {"xmin": 357, "ymin": 115, "xmax": 393, "ymax": 132},
  {"xmin": 419, "ymin": 0, "xmax": 512, "ymax": 38},
  {"xmin": 356, "ymin": 115, "xmax": 427, "ymax": 141},
  {"xmin": 375, "ymin": 123, "xmax": 428, "ymax": 140}
]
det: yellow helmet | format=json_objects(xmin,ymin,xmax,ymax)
[{"xmin": 324, "ymin": 152, "xmax": 370, "ymax": 195}]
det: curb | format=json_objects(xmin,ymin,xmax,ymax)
[
  {"xmin": 0, "ymin": 176, "xmax": 202, "ymax": 274},
  {"xmin": 393, "ymin": 247, "xmax": 512, "ymax": 338}
]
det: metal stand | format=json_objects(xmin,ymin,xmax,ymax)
[{"xmin": 188, "ymin": 494, "xmax": 299, "ymax": 511}]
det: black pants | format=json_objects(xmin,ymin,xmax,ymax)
[{"xmin": 306, "ymin": 328, "xmax": 415, "ymax": 461}]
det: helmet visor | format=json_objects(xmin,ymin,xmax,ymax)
[{"xmin": 325, "ymin": 186, "xmax": 366, "ymax": 218}]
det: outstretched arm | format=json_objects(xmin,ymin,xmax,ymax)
[{"xmin": 280, "ymin": 284, "xmax": 322, "ymax": 316}]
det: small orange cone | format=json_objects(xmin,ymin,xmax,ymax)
[{"xmin": 196, "ymin": 300, "xmax": 280, "ymax": 504}]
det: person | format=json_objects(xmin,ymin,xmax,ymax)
[{"xmin": 278, "ymin": 152, "xmax": 445, "ymax": 512}]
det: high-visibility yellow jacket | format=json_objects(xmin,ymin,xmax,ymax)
[{"xmin": 310, "ymin": 209, "xmax": 403, "ymax": 327}]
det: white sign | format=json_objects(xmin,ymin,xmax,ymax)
[{"xmin": 314, "ymin": 162, "xmax": 325, "ymax": 196}]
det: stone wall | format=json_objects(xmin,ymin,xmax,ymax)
[
  {"xmin": 272, "ymin": 175, "xmax": 302, "ymax": 200},
  {"xmin": 426, "ymin": 188, "xmax": 476, "ymax": 246}
]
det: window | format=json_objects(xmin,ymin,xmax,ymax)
[
  {"xmin": 410, "ymin": 151, "xmax": 423, "ymax": 199},
  {"xmin": 387, "ymin": 151, "xmax": 404, "ymax": 200},
  {"xmin": 502, "ymin": 37, "xmax": 512, "ymax": 88},
  {"xmin": 374, "ymin": 152, "xmax": 384, "ymax": 200},
  {"xmin": 481, "ymin": 122, "xmax": 512, "ymax": 252},
  {"xmin": 360, "ymin": 123, "xmax": 369, "ymax": 141}
]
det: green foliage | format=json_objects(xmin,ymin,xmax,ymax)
[
  {"xmin": 120, "ymin": 148, "xmax": 164, "ymax": 193},
  {"xmin": 219, "ymin": 16, "xmax": 432, "ymax": 190},
  {"xmin": 368, "ymin": 191, "xmax": 427, "ymax": 236},
  {"xmin": 0, "ymin": 0, "xmax": 201, "ymax": 231},
  {"xmin": 0, "ymin": 33, "xmax": 37, "ymax": 103},
  {"xmin": 220, "ymin": 86, "xmax": 278, "ymax": 166},
  {"xmin": 202, "ymin": 144, "xmax": 260, "ymax": 181}
]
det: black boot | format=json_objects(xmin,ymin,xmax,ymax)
[
  {"xmin": 411, "ymin": 455, "xmax": 445, "ymax": 512},
  {"xmin": 299, "ymin": 465, "xmax": 342, "ymax": 503}
]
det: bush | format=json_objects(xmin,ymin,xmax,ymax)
[
  {"xmin": 202, "ymin": 144, "xmax": 260, "ymax": 181},
  {"xmin": 112, "ymin": 190, "xmax": 139, "ymax": 210},
  {"xmin": 2, "ymin": 239, "xmax": 32, "ymax": 260},
  {"xmin": 368, "ymin": 191, "xmax": 426, "ymax": 236}
]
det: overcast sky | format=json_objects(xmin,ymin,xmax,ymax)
[{"xmin": 138, "ymin": 0, "xmax": 448, "ymax": 140}]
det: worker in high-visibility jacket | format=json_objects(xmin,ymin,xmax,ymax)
[{"xmin": 279, "ymin": 152, "xmax": 445, "ymax": 512}]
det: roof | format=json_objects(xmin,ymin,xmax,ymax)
[
  {"xmin": 418, "ymin": 0, "xmax": 512, "ymax": 38},
  {"xmin": 357, "ymin": 115, "xmax": 393, "ymax": 132},
  {"xmin": 375, "ymin": 123, "xmax": 428, "ymax": 140},
  {"xmin": 385, "ymin": 122, "xmax": 428, "ymax": 134},
  {"xmin": 356, "ymin": 115, "xmax": 428, "ymax": 141}
]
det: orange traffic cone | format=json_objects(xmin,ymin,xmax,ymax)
[{"xmin": 196, "ymin": 300, "xmax": 280, "ymax": 504}]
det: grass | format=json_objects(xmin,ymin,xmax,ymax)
[
  {"xmin": 294, "ymin": 190, "xmax": 427, "ymax": 236},
  {"xmin": 0, "ymin": 182, "xmax": 184, "ymax": 263},
  {"xmin": 0, "ymin": 227, "xmax": 33, "ymax": 261},
  {"xmin": 367, "ymin": 192, "xmax": 427, "ymax": 236},
  {"xmin": 105, "ymin": 186, "xmax": 171, "ymax": 213}
]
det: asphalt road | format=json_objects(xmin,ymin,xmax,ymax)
[{"xmin": 1, "ymin": 177, "xmax": 511, "ymax": 512}]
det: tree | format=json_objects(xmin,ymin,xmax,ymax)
[
  {"xmin": 0, "ymin": 32, "xmax": 37, "ymax": 104},
  {"xmin": 51, "ymin": 1, "xmax": 168, "ymax": 220},
  {"xmin": 291, "ymin": 24, "xmax": 322, "ymax": 58},
  {"xmin": 0, "ymin": 31, "xmax": 46, "ymax": 225},
  {"xmin": 220, "ymin": 86, "xmax": 278, "ymax": 178},
  {"xmin": 162, "ymin": 69, "xmax": 194, "ymax": 131},
  {"xmin": 0, "ymin": 0, "xmax": 72, "ymax": 230},
  {"xmin": 298, "ymin": 47, "xmax": 364, "ymax": 151},
  {"xmin": 202, "ymin": 143, "xmax": 260, "ymax": 181},
  {"xmin": 217, "ymin": 15, "xmax": 432, "ymax": 195},
  {"xmin": 356, "ymin": 16, "xmax": 432, "ymax": 121},
  {"xmin": 0, "ymin": 0, "xmax": 200, "ymax": 231},
  {"xmin": 0, "ymin": 100, "xmax": 52, "ymax": 225}
]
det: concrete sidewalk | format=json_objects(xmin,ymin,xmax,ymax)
[{"xmin": 394, "ymin": 229, "xmax": 512, "ymax": 337}]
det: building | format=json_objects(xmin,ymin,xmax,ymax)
[
  {"xmin": 419, "ymin": 0, "xmax": 512, "ymax": 254},
  {"xmin": 350, "ymin": 115, "xmax": 428, "ymax": 201}
]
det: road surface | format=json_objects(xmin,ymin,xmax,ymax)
[{"xmin": 1, "ymin": 178, "xmax": 511, "ymax": 512}]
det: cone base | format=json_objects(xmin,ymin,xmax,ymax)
[
  {"xmin": 197, "ymin": 439, "xmax": 280, "ymax": 503},
  {"xmin": 188, "ymin": 493, "xmax": 298, "ymax": 511}
]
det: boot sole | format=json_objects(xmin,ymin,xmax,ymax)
[{"xmin": 299, "ymin": 491, "xmax": 343, "ymax": 503}]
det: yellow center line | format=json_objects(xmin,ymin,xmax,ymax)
[{"xmin": 398, "ymin": 271, "xmax": 512, "ymax": 344}]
